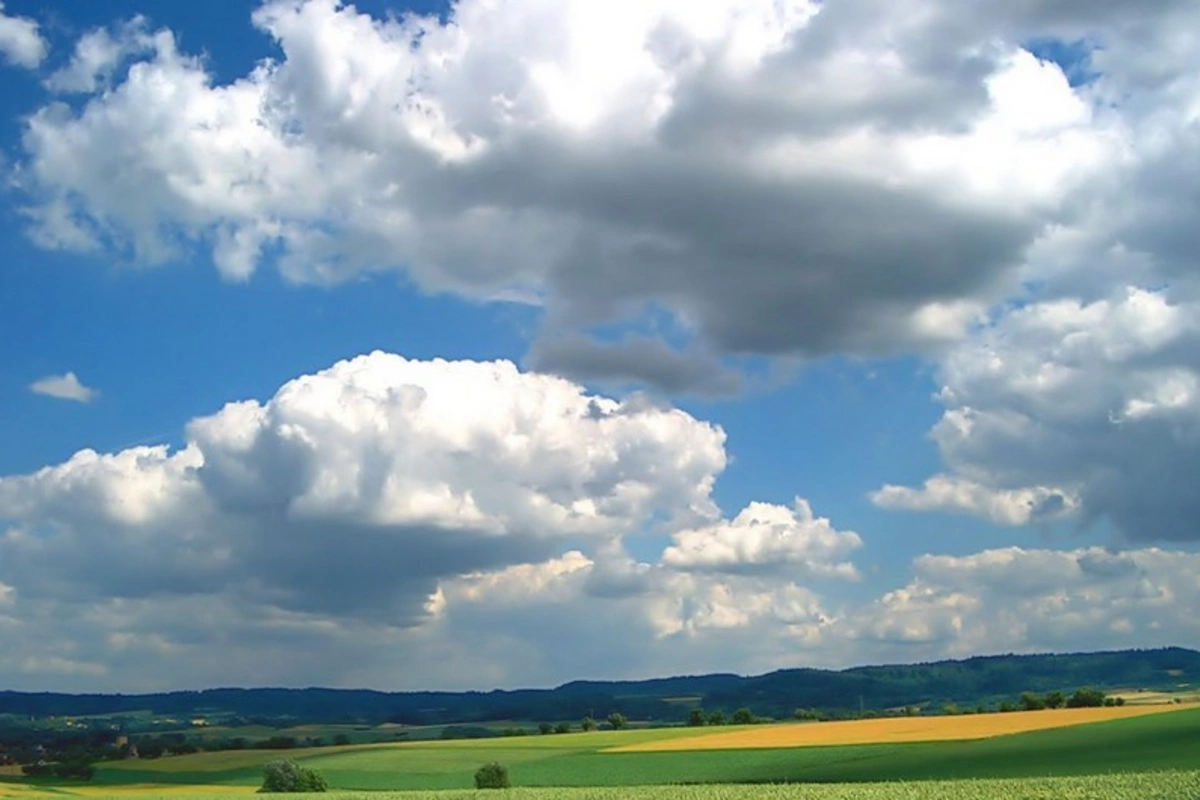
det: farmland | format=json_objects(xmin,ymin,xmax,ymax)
[
  {"xmin": 609, "ymin": 702, "xmax": 1187, "ymax": 751},
  {"xmin": 3, "ymin": 774, "xmax": 1200, "ymax": 800},
  {"xmin": 0, "ymin": 705, "xmax": 1190, "ymax": 795}
]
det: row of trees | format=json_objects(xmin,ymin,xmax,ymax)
[
  {"xmin": 788, "ymin": 687, "xmax": 1124, "ymax": 721},
  {"xmin": 687, "ymin": 707, "xmax": 762, "ymax": 726}
]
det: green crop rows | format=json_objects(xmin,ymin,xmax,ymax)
[
  {"xmin": 66, "ymin": 772, "xmax": 1200, "ymax": 800},
  {"xmin": 72, "ymin": 707, "xmax": 1200, "ymax": 791}
]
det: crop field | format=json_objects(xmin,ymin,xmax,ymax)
[
  {"xmin": 3, "ymin": 773, "xmax": 1200, "ymax": 800},
  {"xmin": 1111, "ymin": 688, "xmax": 1200, "ymax": 705},
  {"xmin": 2, "ymin": 707, "xmax": 1196, "ymax": 795},
  {"xmin": 609, "ymin": 702, "xmax": 1190, "ymax": 751}
]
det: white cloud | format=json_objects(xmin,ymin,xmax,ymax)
[
  {"xmin": 43, "ymin": 16, "xmax": 157, "ymax": 94},
  {"xmin": 2, "ymin": 357, "xmax": 1196, "ymax": 690},
  {"xmin": 0, "ymin": 2, "xmax": 46, "ymax": 69},
  {"xmin": 29, "ymin": 371, "xmax": 98, "ymax": 403},
  {"xmin": 1, "ymin": 352, "xmax": 727, "ymax": 624},
  {"xmin": 662, "ymin": 498, "xmax": 862, "ymax": 578},
  {"xmin": 0, "ymin": 351, "xmax": 860, "ymax": 687},
  {"xmin": 15, "ymin": 0, "xmax": 1142, "ymax": 383},
  {"xmin": 4, "ymin": 2, "xmax": 1200, "ymax": 690},
  {"xmin": 880, "ymin": 288, "xmax": 1200, "ymax": 541},
  {"xmin": 871, "ymin": 476, "xmax": 1077, "ymax": 526}
]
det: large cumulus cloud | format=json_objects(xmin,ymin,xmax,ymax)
[
  {"xmin": 0, "ymin": 352, "xmax": 865, "ymax": 688},
  {"xmin": 0, "ymin": 352, "xmax": 726, "ymax": 624},
  {"xmin": 1, "ymin": 353, "xmax": 1195, "ymax": 690},
  {"xmin": 865, "ymin": 0, "xmax": 1200, "ymax": 542},
  {"xmin": 15, "ymin": 0, "xmax": 1128, "ymax": 376},
  {"xmin": 874, "ymin": 288, "xmax": 1200, "ymax": 541}
]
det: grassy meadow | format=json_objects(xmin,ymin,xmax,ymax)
[
  {"xmin": 5, "ymin": 774, "xmax": 1200, "ymax": 800},
  {"xmin": 2, "ymin": 706, "xmax": 1196, "ymax": 796}
]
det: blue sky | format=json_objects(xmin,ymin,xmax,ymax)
[{"xmin": 0, "ymin": 0, "xmax": 1197, "ymax": 692}]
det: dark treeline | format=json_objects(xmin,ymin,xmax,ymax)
[{"xmin": 0, "ymin": 647, "xmax": 1194, "ymax": 727}]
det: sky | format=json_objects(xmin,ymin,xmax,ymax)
[{"xmin": 0, "ymin": 0, "xmax": 1198, "ymax": 693}]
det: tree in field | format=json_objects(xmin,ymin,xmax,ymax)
[
  {"xmin": 1044, "ymin": 691, "xmax": 1065, "ymax": 709},
  {"xmin": 1020, "ymin": 692, "xmax": 1046, "ymax": 711},
  {"xmin": 581, "ymin": 717, "xmax": 597, "ymax": 732},
  {"xmin": 1066, "ymin": 688, "xmax": 1107, "ymax": 708},
  {"xmin": 538, "ymin": 723, "xmax": 553, "ymax": 735},
  {"xmin": 607, "ymin": 713, "xmax": 627, "ymax": 730},
  {"xmin": 474, "ymin": 762, "xmax": 510, "ymax": 789},
  {"xmin": 707, "ymin": 710, "xmax": 727, "ymax": 726},
  {"xmin": 258, "ymin": 760, "xmax": 328, "ymax": 793},
  {"xmin": 554, "ymin": 722, "xmax": 571, "ymax": 734},
  {"xmin": 732, "ymin": 708, "xmax": 754, "ymax": 725},
  {"xmin": 687, "ymin": 708, "xmax": 707, "ymax": 727}
]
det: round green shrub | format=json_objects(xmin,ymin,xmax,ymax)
[
  {"xmin": 474, "ymin": 761, "xmax": 511, "ymax": 789},
  {"xmin": 258, "ymin": 759, "xmax": 328, "ymax": 793}
]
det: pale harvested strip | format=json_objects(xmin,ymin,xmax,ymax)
[{"xmin": 607, "ymin": 703, "xmax": 1192, "ymax": 752}]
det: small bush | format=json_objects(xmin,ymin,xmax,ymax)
[
  {"xmin": 258, "ymin": 759, "xmax": 328, "ymax": 793},
  {"xmin": 54, "ymin": 760, "xmax": 96, "ymax": 781},
  {"xmin": 474, "ymin": 761, "xmax": 510, "ymax": 789}
]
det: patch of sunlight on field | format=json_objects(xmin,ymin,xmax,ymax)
[{"xmin": 609, "ymin": 703, "xmax": 1193, "ymax": 752}]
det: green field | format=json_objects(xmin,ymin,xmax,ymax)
[
  {"xmin": 11, "ymin": 706, "xmax": 1182, "ymax": 792},
  {"xmin": 8, "ymin": 774, "xmax": 1200, "ymax": 800}
]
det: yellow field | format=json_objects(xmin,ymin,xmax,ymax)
[{"xmin": 608, "ymin": 704, "xmax": 1193, "ymax": 752}]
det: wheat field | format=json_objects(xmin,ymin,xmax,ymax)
[{"xmin": 608, "ymin": 703, "xmax": 1191, "ymax": 752}]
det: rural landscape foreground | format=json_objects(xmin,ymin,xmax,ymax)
[{"xmin": 2, "ymin": 648, "xmax": 1198, "ymax": 798}]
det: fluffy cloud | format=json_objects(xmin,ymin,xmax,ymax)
[
  {"xmin": 1, "ymin": 349, "xmax": 1196, "ymax": 689},
  {"xmin": 0, "ymin": 351, "xmax": 847, "ymax": 687},
  {"xmin": 0, "ymin": 352, "xmax": 726, "ymax": 624},
  {"xmin": 663, "ymin": 498, "xmax": 861, "ymax": 578},
  {"xmin": 29, "ymin": 371, "xmax": 99, "ymax": 402},
  {"xmin": 0, "ymin": 2, "xmax": 46, "ymax": 69},
  {"xmin": 16, "ymin": 0, "xmax": 1134, "ymax": 383},
  {"xmin": 876, "ymin": 288, "xmax": 1200, "ymax": 541},
  {"xmin": 43, "ymin": 16, "xmax": 158, "ymax": 93},
  {"xmin": 870, "ymin": 476, "xmax": 1077, "ymax": 526},
  {"xmin": 840, "ymin": 546, "xmax": 1200, "ymax": 659}
]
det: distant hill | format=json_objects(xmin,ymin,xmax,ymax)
[{"xmin": 1, "ymin": 647, "xmax": 1196, "ymax": 726}]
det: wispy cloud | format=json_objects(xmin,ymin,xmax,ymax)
[{"xmin": 30, "ymin": 372, "xmax": 99, "ymax": 403}]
